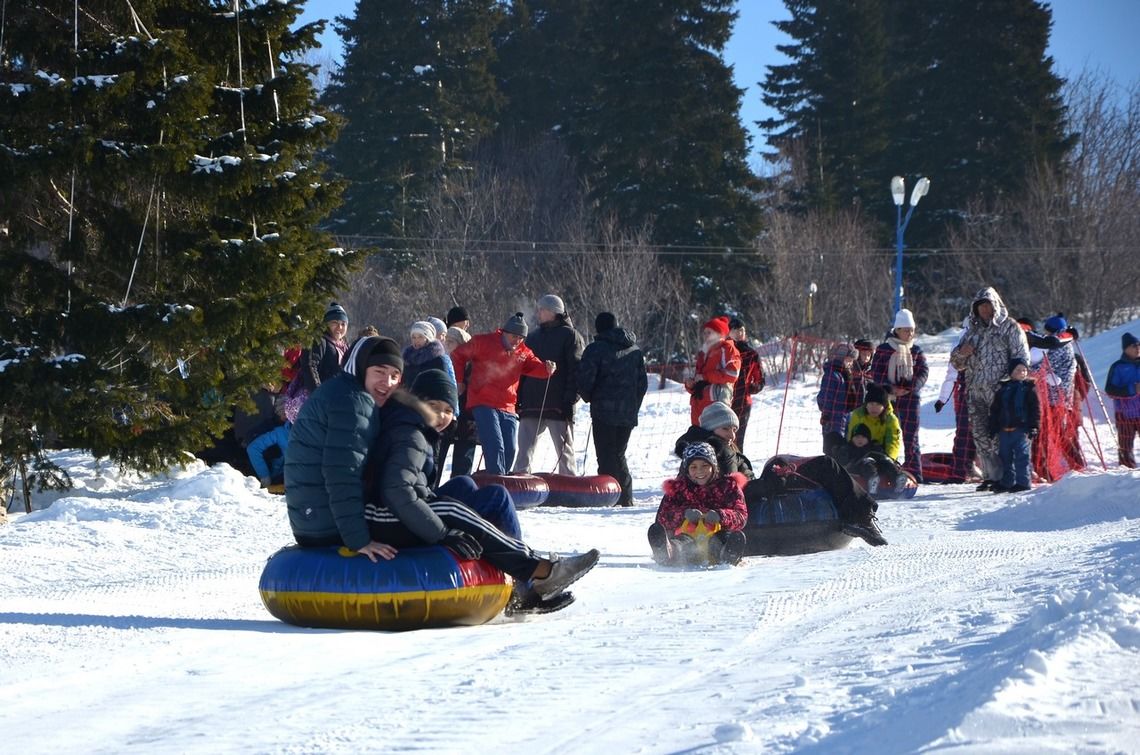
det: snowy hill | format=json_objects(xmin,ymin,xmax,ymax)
[{"xmin": 2, "ymin": 321, "xmax": 1139, "ymax": 753}]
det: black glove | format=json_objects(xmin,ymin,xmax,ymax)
[
  {"xmin": 690, "ymin": 380, "xmax": 708, "ymax": 396},
  {"xmin": 934, "ymin": 400, "xmax": 945, "ymax": 413},
  {"xmin": 1028, "ymin": 428, "xmax": 1039, "ymax": 440},
  {"xmin": 1066, "ymin": 326, "xmax": 1079, "ymax": 340},
  {"xmin": 704, "ymin": 509, "xmax": 722, "ymax": 526},
  {"xmin": 441, "ymin": 529, "xmax": 482, "ymax": 560}
]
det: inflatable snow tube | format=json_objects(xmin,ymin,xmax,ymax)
[
  {"xmin": 258, "ymin": 545, "xmax": 513, "ymax": 631},
  {"xmin": 470, "ymin": 472, "xmax": 549, "ymax": 509},
  {"xmin": 920, "ymin": 452, "xmax": 962, "ymax": 484},
  {"xmin": 533, "ymin": 473, "xmax": 621, "ymax": 507},
  {"xmin": 743, "ymin": 488, "xmax": 852, "ymax": 556}
]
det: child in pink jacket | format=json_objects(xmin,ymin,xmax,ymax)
[{"xmin": 648, "ymin": 442, "xmax": 748, "ymax": 566}]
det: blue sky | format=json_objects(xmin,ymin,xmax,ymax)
[{"xmin": 297, "ymin": 0, "xmax": 1139, "ymax": 161}]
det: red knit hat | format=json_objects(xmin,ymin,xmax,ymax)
[{"xmin": 702, "ymin": 316, "xmax": 730, "ymax": 336}]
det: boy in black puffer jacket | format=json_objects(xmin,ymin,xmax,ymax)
[{"xmin": 364, "ymin": 369, "xmax": 600, "ymax": 613}]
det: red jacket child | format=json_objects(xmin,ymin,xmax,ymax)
[{"xmin": 686, "ymin": 316, "xmax": 741, "ymax": 426}]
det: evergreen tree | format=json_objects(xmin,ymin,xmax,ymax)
[
  {"xmin": 576, "ymin": 0, "xmax": 761, "ymax": 252},
  {"xmin": 494, "ymin": 0, "xmax": 595, "ymax": 143},
  {"xmin": 762, "ymin": 0, "xmax": 891, "ymax": 213},
  {"xmin": 892, "ymin": 0, "xmax": 1072, "ymax": 215},
  {"xmin": 495, "ymin": 0, "xmax": 761, "ymax": 256},
  {"xmin": 0, "ymin": 0, "xmax": 351, "ymax": 494},
  {"xmin": 323, "ymin": 0, "xmax": 503, "ymax": 238},
  {"xmin": 760, "ymin": 0, "xmax": 1071, "ymax": 223}
]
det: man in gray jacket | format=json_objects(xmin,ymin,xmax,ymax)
[{"xmin": 950, "ymin": 287, "xmax": 1029, "ymax": 490}]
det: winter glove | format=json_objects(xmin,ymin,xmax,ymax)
[
  {"xmin": 440, "ymin": 529, "xmax": 482, "ymax": 560},
  {"xmin": 690, "ymin": 380, "xmax": 708, "ymax": 397},
  {"xmin": 1027, "ymin": 428, "xmax": 1039, "ymax": 440},
  {"xmin": 683, "ymin": 508, "xmax": 702, "ymax": 524},
  {"xmin": 933, "ymin": 400, "xmax": 945, "ymax": 414},
  {"xmin": 703, "ymin": 509, "xmax": 721, "ymax": 526}
]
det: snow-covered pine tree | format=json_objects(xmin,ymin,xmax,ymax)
[
  {"xmin": 322, "ymin": 0, "xmax": 503, "ymax": 239},
  {"xmin": 0, "ymin": 0, "xmax": 351, "ymax": 503}
]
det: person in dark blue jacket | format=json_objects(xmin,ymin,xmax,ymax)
[
  {"xmin": 284, "ymin": 336, "xmax": 404, "ymax": 562},
  {"xmin": 988, "ymin": 357, "xmax": 1041, "ymax": 492},
  {"xmin": 364, "ymin": 370, "xmax": 600, "ymax": 612},
  {"xmin": 576, "ymin": 312, "xmax": 649, "ymax": 506}
]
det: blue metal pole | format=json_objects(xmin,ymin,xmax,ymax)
[{"xmin": 894, "ymin": 203, "xmax": 904, "ymax": 314}]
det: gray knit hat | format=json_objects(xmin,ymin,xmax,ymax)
[
  {"xmin": 502, "ymin": 312, "xmax": 528, "ymax": 337},
  {"xmin": 699, "ymin": 401, "xmax": 739, "ymax": 432},
  {"xmin": 536, "ymin": 294, "xmax": 565, "ymax": 314}
]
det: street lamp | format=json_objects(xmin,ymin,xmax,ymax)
[{"xmin": 891, "ymin": 175, "xmax": 931, "ymax": 314}]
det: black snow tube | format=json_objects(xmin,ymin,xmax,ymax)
[{"xmin": 743, "ymin": 488, "xmax": 852, "ymax": 556}]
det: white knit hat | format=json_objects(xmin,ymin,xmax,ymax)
[
  {"xmin": 409, "ymin": 321, "xmax": 437, "ymax": 341},
  {"xmin": 893, "ymin": 308, "xmax": 916, "ymax": 330}
]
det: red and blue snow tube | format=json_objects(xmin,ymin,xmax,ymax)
[
  {"xmin": 258, "ymin": 545, "xmax": 512, "ymax": 631},
  {"xmin": 743, "ymin": 488, "xmax": 853, "ymax": 556},
  {"xmin": 470, "ymin": 472, "xmax": 549, "ymax": 509},
  {"xmin": 533, "ymin": 473, "xmax": 622, "ymax": 507}
]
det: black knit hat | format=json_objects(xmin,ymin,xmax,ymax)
[
  {"xmin": 728, "ymin": 317, "xmax": 745, "ymax": 331},
  {"xmin": 1008, "ymin": 356, "xmax": 1029, "ymax": 374},
  {"xmin": 851, "ymin": 424, "xmax": 873, "ymax": 441},
  {"xmin": 446, "ymin": 306, "xmax": 470, "ymax": 326},
  {"xmin": 365, "ymin": 336, "xmax": 403, "ymax": 372},
  {"xmin": 502, "ymin": 312, "xmax": 528, "ymax": 337},
  {"xmin": 1123, "ymin": 332, "xmax": 1139, "ymax": 350},
  {"xmin": 864, "ymin": 382, "xmax": 891, "ymax": 406},
  {"xmin": 853, "ymin": 338, "xmax": 874, "ymax": 352},
  {"xmin": 411, "ymin": 369, "xmax": 458, "ymax": 413},
  {"xmin": 594, "ymin": 312, "xmax": 617, "ymax": 334}
]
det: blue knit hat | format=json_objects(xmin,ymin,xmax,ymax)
[
  {"xmin": 1044, "ymin": 314, "xmax": 1068, "ymax": 334},
  {"xmin": 323, "ymin": 302, "xmax": 348, "ymax": 323}
]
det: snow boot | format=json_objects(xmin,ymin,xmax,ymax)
[
  {"xmin": 533, "ymin": 549, "xmax": 600, "ymax": 600},
  {"xmin": 647, "ymin": 523, "xmax": 673, "ymax": 564},
  {"xmin": 842, "ymin": 511, "xmax": 887, "ymax": 547},
  {"xmin": 708, "ymin": 530, "xmax": 746, "ymax": 566}
]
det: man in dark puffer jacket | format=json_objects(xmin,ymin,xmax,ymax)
[
  {"xmin": 284, "ymin": 336, "xmax": 404, "ymax": 562},
  {"xmin": 514, "ymin": 295, "xmax": 586, "ymax": 475},
  {"xmin": 576, "ymin": 312, "xmax": 649, "ymax": 506}
]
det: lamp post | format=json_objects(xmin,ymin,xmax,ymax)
[{"xmin": 891, "ymin": 175, "xmax": 930, "ymax": 314}]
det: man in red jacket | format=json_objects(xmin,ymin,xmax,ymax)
[{"xmin": 451, "ymin": 312, "xmax": 555, "ymax": 474}]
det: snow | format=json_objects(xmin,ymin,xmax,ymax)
[{"xmin": 3, "ymin": 322, "xmax": 1140, "ymax": 753}]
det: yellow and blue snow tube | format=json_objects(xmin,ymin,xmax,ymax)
[{"xmin": 259, "ymin": 545, "xmax": 513, "ymax": 631}]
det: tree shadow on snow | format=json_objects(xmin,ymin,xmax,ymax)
[{"xmin": 0, "ymin": 611, "xmax": 328, "ymax": 634}]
